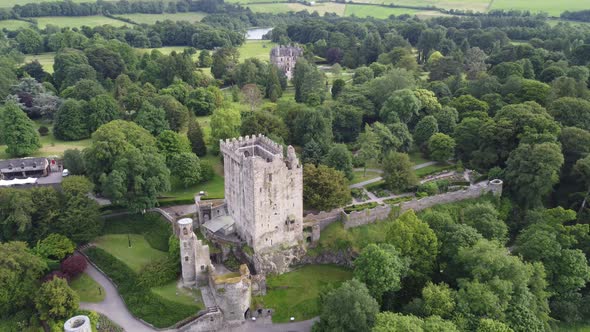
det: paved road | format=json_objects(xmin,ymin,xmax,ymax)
[
  {"xmin": 79, "ymin": 263, "xmax": 165, "ymax": 332},
  {"xmin": 227, "ymin": 317, "xmax": 318, "ymax": 332},
  {"xmin": 349, "ymin": 162, "xmax": 438, "ymax": 189}
]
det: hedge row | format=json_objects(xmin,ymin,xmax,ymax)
[{"xmin": 84, "ymin": 247, "xmax": 196, "ymax": 328}]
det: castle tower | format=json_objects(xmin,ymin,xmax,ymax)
[
  {"xmin": 64, "ymin": 315, "xmax": 91, "ymax": 332},
  {"xmin": 220, "ymin": 135, "xmax": 303, "ymax": 253},
  {"xmin": 179, "ymin": 218, "xmax": 211, "ymax": 286}
]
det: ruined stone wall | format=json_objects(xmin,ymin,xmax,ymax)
[
  {"xmin": 303, "ymin": 208, "xmax": 343, "ymax": 230},
  {"xmin": 343, "ymin": 181, "xmax": 502, "ymax": 229},
  {"xmin": 209, "ymin": 265, "xmax": 252, "ymax": 322}
]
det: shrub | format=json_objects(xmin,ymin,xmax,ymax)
[
  {"xmin": 137, "ymin": 258, "xmax": 177, "ymax": 288},
  {"xmin": 344, "ymin": 202, "xmax": 378, "ymax": 213},
  {"xmin": 38, "ymin": 126, "xmax": 49, "ymax": 136},
  {"xmin": 60, "ymin": 255, "xmax": 87, "ymax": 278},
  {"xmin": 43, "ymin": 271, "xmax": 71, "ymax": 283},
  {"xmin": 200, "ymin": 161, "xmax": 215, "ymax": 182}
]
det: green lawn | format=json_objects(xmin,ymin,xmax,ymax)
[
  {"xmin": 0, "ymin": 19, "xmax": 32, "ymax": 30},
  {"xmin": 117, "ymin": 12, "xmax": 207, "ymax": 24},
  {"xmin": 94, "ymin": 234, "xmax": 167, "ymax": 273},
  {"xmin": 491, "ymin": 0, "xmax": 590, "ymax": 16},
  {"xmin": 344, "ymin": 4, "xmax": 420, "ymax": 18},
  {"xmin": 238, "ymin": 40, "xmax": 278, "ymax": 62},
  {"xmin": 350, "ymin": 170, "xmax": 381, "ymax": 185},
  {"xmin": 0, "ymin": 0, "xmax": 89, "ymax": 8},
  {"xmin": 353, "ymin": 0, "xmax": 491, "ymax": 13},
  {"xmin": 414, "ymin": 162, "xmax": 455, "ymax": 178},
  {"xmin": 0, "ymin": 122, "xmax": 91, "ymax": 159},
  {"xmin": 160, "ymin": 152, "xmax": 224, "ymax": 201},
  {"xmin": 70, "ymin": 273, "xmax": 105, "ymax": 303},
  {"xmin": 24, "ymin": 52, "xmax": 55, "ymax": 73},
  {"xmin": 35, "ymin": 15, "xmax": 131, "ymax": 28},
  {"xmin": 151, "ymin": 281, "xmax": 204, "ymax": 309},
  {"xmin": 258, "ymin": 265, "xmax": 353, "ymax": 322},
  {"xmin": 552, "ymin": 322, "xmax": 590, "ymax": 332},
  {"xmin": 246, "ymin": 3, "xmax": 346, "ymax": 16}
]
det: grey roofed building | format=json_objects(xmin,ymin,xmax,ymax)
[{"xmin": 0, "ymin": 157, "xmax": 50, "ymax": 180}]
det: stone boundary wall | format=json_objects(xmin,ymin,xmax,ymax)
[
  {"xmin": 343, "ymin": 181, "xmax": 502, "ymax": 229},
  {"xmin": 303, "ymin": 208, "xmax": 343, "ymax": 230},
  {"xmin": 176, "ymin": 309, "xmax": 224, "ymax": 332}
]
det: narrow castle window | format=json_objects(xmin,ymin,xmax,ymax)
[
  {"xmin": 183, "ymin": 228, "xmax": 188, "ymax": 235},
  {"xmin": 201, "ymin": 265, "xmax": 205, "ymax": 271},
  {"xmin": 184, "ymin": 256, "xmax": 189, "ymax": 262}
]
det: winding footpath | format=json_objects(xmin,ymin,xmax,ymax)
[{"xmin": 79, "ymin": 263, "xmax": 165, "ymax": 332}]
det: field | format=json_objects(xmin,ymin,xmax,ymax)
[
  {"xmin": 350, "ymin": 170, "xmax": 381, "ymax": 185},
  {"xmin": 24, "ymin": 52, "xmax": 54, "ymax": 73},
  {"xmin": 70, "ymin": 273, "xmax": 106, "ymax": 303},
  {"xmin": 491, "ymin": 0, "xmax": 590, "ymax": 16},
  {"xmin": 344, "ymin": 4, "xmax": 419, "ymax": 18},
  {"xmin": 117, "ymin": 12, "xmax": 207, "ymax": 24},
  {"xmin": 247, "ymin": 2, "xmax": 346, "ymax": 16},
  {"xmin": 0, "ymin": 122, "xmax": 91, "ymax": 160},
  {"xmin": 257, "ymin": 265, "xmax": 353, "ymax": 322},
  {"xmin": 94, "ymin": 234, "xmax": 167, "ymax": 272},
  {"xmin": 238, "ymin": 40, "xmax": 277, "ymax": 61},
  {"xmin": 34, "ymin": 15, "xmax": 131, "ymax": 28},
  {"xmin": 0, "ymin": 19, "xmax": 31, "ymax": 30},
  {"xmin": 151, "ymin": 281, "xmax": 204, "ymax": 309}
]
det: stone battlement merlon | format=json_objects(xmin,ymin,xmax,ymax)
[{"xmin": 220, "ymin": 134, "xmax": 284, "ymax": 162}]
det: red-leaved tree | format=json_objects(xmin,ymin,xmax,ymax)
[{"xmin": 60, "ymin": 255, "xmax": 87, "ymax": 278}]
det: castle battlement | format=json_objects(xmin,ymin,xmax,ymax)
[{"xmin": 220, "ymin": 134, "xmax": 285, "ymax": 164}]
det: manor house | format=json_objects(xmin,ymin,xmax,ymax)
[{"xmin": 270, "ymin": 45, "xmax": 303, "ymax": 80}]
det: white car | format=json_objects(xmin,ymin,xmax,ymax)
[
  {"xmin": 62, "ymin": 169, "xmax": 69, "ymax": 177},
  {"xmin": 199, "ymin": 191, "xmax": 206, "ymax": 196}
]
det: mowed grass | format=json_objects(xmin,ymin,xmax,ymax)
[
  {"xmin": 160, "ymin": 152, "xmax": 224, "ymax": 201},
  {"xmin": 24, "ymin": 52, "xmax": 55, "ymax": 73},
  {"xmin": 117, "ymin": 12, "xmax": 207, "ymax": 24},
  {"xmin": 0, "ymin": 0, "xmax": 89, "ymax": 8},
  {"xmin": 350, "ymin": 170, "xmax": 381, "ymax": 185},
  {"xmin": 151, "ymin": 281, "xmax": 204, "ymax": 309},
  {"xmin": 35, "ymin": 15, "xmax": 131, "ymax": 28},
  {"xmin": 552, "ymin": 322, "xmax": 590, "ymax": 332},
  {"xmin": 0, "ymin": 19, "xmax": 32, "ymax": 30},
  {"xmin": 259, "ymin": 265, "xmax": 353, "ymax": 322},
  {"xmin": 94, "ymin": 234, "xmax": 167, "ymax": 273},
  {"xmin": 70, "ymin": 273, "xmax": 105, "ymax": 303},
  {"xmin": 247, "ymin": 2, "xmax": 346, "ymax": 16},
  {"xmin": 238, "ymin": 40, "xmax": 278, "ymax": 62},
  {"xmin": 0, "ymin": 123, "xmax": 91, "ymax": 160},
  {"xmin": 491, "ymin": 0, "xmax": 590, "ymax": 16},
  {"xmin": 344, "ymin": 4, "xmax": 420, "ymax": 18},
  {"xmin": 354, "ymin": 0, "xmax": 491, "ymax": 12},
  {"xmin": 409, "ymin": 151, "xmax": 430, "ymax": 165}
]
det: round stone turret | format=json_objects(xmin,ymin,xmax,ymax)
[
  {"xmin": 489, "ymin": 179, "xmax": 503, "ymax": 197},
  {"xmin": 64, "ymin": 315, "xmax": 91, "ymax": 332}
]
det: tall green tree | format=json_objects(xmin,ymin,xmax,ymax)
[
  {"xmin": 322, "ymin": 144, "xmax": 354, "ymax": 180},
  {"xmin": 86, "ymin": 94, "xmax": 120, "ymax": 133},
  {"xmin": 169, "ymin": 152, "xmax": 201, "ymax": 188},
  {"xmin": 428, "ymin": 133, "xmax": 455, "ymax": 161},
  {"xmin": 15, "ymin": 29, "xmax": 43, "ymax": 54},
  {"xmin": 187, "ymin": 118, "xmax": 207, "ymax": 157},
  {"xmin": 0, "ymin": 101, "xmax": 41, "ymax": 157},
  {"xmin": 157, "ymin": 130, "xmax": 191, "ymax": 164},
  {"xmin": 382, "ymin": 152, "xmax": 418, "ymax": 192},
  {"xmin": 293, "ymin": 58, "xmax": 325, "ymax": 105},
  {"xmin": 357, "ymin": 124, "xmax": 380, "ymax": 175},
  {"xmin": 303, "ymin": 164, "xmax": 351, "ymax": 210},
  {"xmin": 210, "ymin": 106, "xmax": 241, "ymax": 155},
  {"xmin": 314, "ymin": 279, "xmax": 379, "ymax": 332},
  {"xmin": 380, "ymin": 89, "xmax": 422, "ymax": 124},
  {"xmin": 35, "ymin": 277, "xmax": 79, "ymax": 321},
  {"xmin": 53, "ymin": 99, "xmax": 89, "ymax": 141},
  {"xmin": 135, "ymin": 102, "xmax": 169, "ymax": 136},
  {"xmin": 354, "ymin": 243, "xmax": 408, "ymax": 301},
  {"xmin": 56, "ymin": 176, "xmax": 101, "ymax": 244},
  {"xmin": 414, "ymin": 115, "xmax": 439, "ymax": 148}
]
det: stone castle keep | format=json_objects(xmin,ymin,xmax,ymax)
[{"xmin": 270, "ymin": 45, "xmax": 303, "ymax": 80}]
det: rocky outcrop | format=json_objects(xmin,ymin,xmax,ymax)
[{"xmin": 252, "ymin": 245, "xmax": 307, "ymax": 275}]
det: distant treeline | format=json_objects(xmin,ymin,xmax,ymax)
[{"xmin": 561, "ymin": 10, "xmax": 590, "ymax": 22}]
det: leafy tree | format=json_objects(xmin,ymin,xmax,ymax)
[
  {"xmin": 293, "ymin": 58, "xmax": 325, "ymax": 105},
  {"xmin": 505, "ymin": 143, "xmax": 564, "ymax": 208},
  {"xmin": 314, "ymin": 279, "xmax": 379, "ymax": 332},
  {"xmin": 187, "ymin": 118, "xmax": 207, "ymax": 157},
  {"xmin": 413, "ymin": 116, "xmax": 439, "ymax": 148},
  {"xmin": 322, "ymin": 144, "xmax": 354, "ymax": 180},
  {"xmin": 331, "ymin": 103, "xmax": 363, "ymax": 143},
  {"xmin": 380, "ymin": 89, "xmax": 422, "ymax": 124},
  {"xmin": 428, "ymin": 133, "xmax": 455, "ymax": 161},
  {"xmin": 135, "ymin": 101, "xmax": 169, "ymax": 136},
  {"xmin": 301, "ymin": 139, "xmax": 324, "ymax": 166},
  {"xmin": 387, "ymin": 210, "xmax": 438, "ymax": 280},
  {"xmin": 63, "ymin": 149, "xmax": 86, "ymax": 175},
  {"xmin": 151, "ymin": 95, "xmax": 189, "ymax": 132},
  {"xmin": 390, "ymin": 122, "xmax": 413, "ymax": 153},
  {"xmin": 56, "ymin": 176, "xmax": 101, "ymax": 244},
  {"xmin": 60, "ymin": 79, "xmax": 106, "ymax": 101},
  {"xmin": 16, "ymin": 29, "xmax": 43, "ymax": 54},
  {"xmin": 421, "ymin": 282, "xmax": 456, "ymax": 318},
  {"xmin": 357, "ymin": 124, "xmax": 380, "ymax": 175},
  {"xmin": 84, "ymin": 120, "xmax": 170, "ymax": 211},
  {"xmin": 372, "ymin": 122, "xmax": 401, "ymax": 157},
  {"xmin": 35, "ymin": 277, "xmax": 79, "ymax": 321},
  {"xmin": 169, "ymin": 152, "xmax": 201, "ymax": 187},
  {"xmin": 241, "ymin": 110, "xmax": 288, "ymax": 142},
  {"xmin": 332, "ymin": 78, "xmax": 345, "ymax": 99},
  {"xmin": 549, "ymin": 97, "xmax": 590, "ymax": 131},
  {"xmin": 211, "ymin": 47, "xmax": 239, "ymax": 81},
  {"xmin": 241, "ymin": 84, "xmax": 263, "ymax": 112},
  {"xmin": 54, "ymin": 99, "xmax": 89, "ymax": 141},
  {"xmin": 198, "ymin": 50, "xmax": 213, "ymax": 67},
  {"xmin": 414, "ymin": 88, "xmax": 442, "ymax": 115},
  {"xmin": 60, "ymin": 255, "xmax": 87, "ymax": 278},
  {"xmin": 353, "ymin": 66, "xmax": 374, "ymax": 85},
  {"xmin": 382, "ymin": 152, "xmax": 418, "ymax": 192},
  {"xmin": 450, "ymin": 95, "xmax": 489, "ymax": 119},
  {"xmin": 354, "ymin": 243, "xmax": 408, "ymax": 301},
  {"xmin": 476, "ymin": 319, "xmax": 514, "ymax": 332},
  {"xmin": 34, "ymin": 234, "xmax": 75, "ymax": 261},
  {"xmin": 303, "ymin": 164, "xmax": 351, "ymax": 210},
  {"xmin": 433, "ymin": 107, "xmax": 458, "ymax": 135},
  {"xmin": 0, "ymin": 101, "xmax": 41, "ymax": 157},
  {"xmin": 372, "ymin": 312, "xmax": 423, "ymax": 332},
  {"xmin": 85, "ymin": 46, "xmax": 126, "ymax": 79},
  {"xmin": 187, "ymin": 87, "xmax": 216, "ymax": 116},
  {"xmin": 86, "ymin": 94, "xmax": 120, "ymax": 133},
  {"xmin": 465, "ymin": 47, "xmax": 488, "ymax": 80},
  {"xmin": 463, "ymin": 202, "xmax": 508, "ymax": 243},
  {"xmin": 157, "ymin": 130, "xmax": 191, "ymax": 164},
  {"xmin": 210, "ymin": 106, "xmax": 241, "ymax": 155},
  {"xmin": 0, "ymin": 241, "xmax": 47, "ymax": 316},
  {"xmin": 266, "ymin": 65, "xmax": 283, "ymax": 102}
]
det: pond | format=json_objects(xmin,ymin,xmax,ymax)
[{"xmin": 246, "ymin": 27, "xmax": 273, "ymax": 40}]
